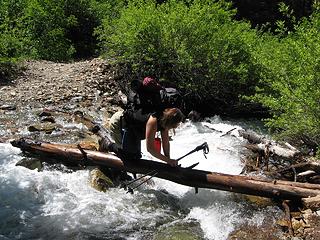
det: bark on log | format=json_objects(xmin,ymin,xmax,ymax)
[{"xmin": 11, "ymin": 138, "xmax": 320, "ymax": 201}]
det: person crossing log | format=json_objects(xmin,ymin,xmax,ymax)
[{"xmin": 11, "ymin": 138, "xmax": 320, "ymax": 203}]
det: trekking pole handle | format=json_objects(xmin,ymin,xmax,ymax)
[{"xmin": 176, "ymin": 142, "xmax": 209, "ymax": 161}]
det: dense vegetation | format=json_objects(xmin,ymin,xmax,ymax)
[
  {"xmin": 251, "ymin": 3, "xmax": 320, "ymax": 148},
  {"xmin": 0, "ymin": 0, "xmax": 319, "ymax": 150}
]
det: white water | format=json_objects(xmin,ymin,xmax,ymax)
[{"xmin": 0, "ymin": 116, "xmax": 281, "ymax": 239}]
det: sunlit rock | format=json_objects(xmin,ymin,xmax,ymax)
[
  {"xmin": 276, "ymin": 218, "xmax": 290, "ymax": 228},
  {"xmin": 28, "ymin": 122, "xmax": 62, "ymax": 134},
  {"xmin": 89, "ymin": 168, "xmax": 114, "ymax": 192},
  {"xmin": 302, "ymin": 196, "xmax": 320, "ymax": 211},
  {"xmin": 291, "ymin": 218, "xmax": 305, "ymax": 235},
  {"xmin": 229, "ymin": 222, "xmax": 283, "ymax": 240},
  {"xmin": 242, "ymin": 194, "xmax": 274, "ymax": 207}
]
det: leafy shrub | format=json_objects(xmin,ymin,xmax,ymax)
[
  {"xmin": 97, "ymin": 0, "xmax": 262, "ymax": 113},
  {"xmin": 250, "ymin": 7, "xmax": 320, "ymax": 147},
  {"xmin": 0, "ymin": 0, "xmax": 29, "ymax": 81},
  {"xmin": 0, "ymin": 0, "xmax": 123, "ymax": 62}
]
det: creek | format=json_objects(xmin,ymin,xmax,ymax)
[{"xmin": 0, "ymin": 107, "xmax": 284, "ymax": 239}]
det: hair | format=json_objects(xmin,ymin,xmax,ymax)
[{"xmin": 160, "ymin": 108, "xmax": 185, "ymax": 129}]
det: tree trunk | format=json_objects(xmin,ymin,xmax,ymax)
[{"xmin": 11, "ymin": 138, "xmax": 320, "ymax": 202}]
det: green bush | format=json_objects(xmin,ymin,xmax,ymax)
[
  {"xmin": 0, "ymin": 0, "xmax": 122, "ymax": 62},
  {"xmin": 0, "ymin": 0, "xmax": 29, "ymax": 81},
  {"xmin": 250, "ymin": 7, "xmax": 320, "ymax": 147},
  {"xmin": 97, "ymin": 0, "xmax": 261, "ymax": 112}
]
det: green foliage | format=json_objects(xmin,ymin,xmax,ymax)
[
  {"xmin": 22, "ymin": 0, "xmax": 98, "ymax": 60},
  {"xmin": 97, "ymin": 0, "xmax": 261, "ymax": 109},
  {"xmin": 0, "ymin": 0, "xmax": 125, "ymax": 62},
  {"xmin": 250, "ymin": 8, "xmax": 320, "ymax": 146},
  {"xmin": 0, "ymin": 0, "xmax": 28, "ymax": 81}
]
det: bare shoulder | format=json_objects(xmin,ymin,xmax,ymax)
[{"xmin": 146, "ymin": 115, "xmax": 158, "ymax": 130}]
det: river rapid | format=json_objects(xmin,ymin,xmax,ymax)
[{"xmin": 0, "ymin": 108, "xmax": 283, "ymax": 240}]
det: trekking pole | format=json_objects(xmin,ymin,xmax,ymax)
[
  {"xmin": 127, "ymin": 172, "xmax": 158, "ymax": 194},
  {"xmin": 126, "ymin": 143, "xmax": 209, "ymax": 194},
  {"xmin": 176, "ymin": 142, "xmax": 209, "ymax": 161},
  {"xmin": 122, "ymin": 170, "xmax": 157, "ymax": 189}
]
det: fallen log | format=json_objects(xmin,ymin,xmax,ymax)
[
  {"xmin": 278, "ymin": 162, "xmax": 320, "ymax": 175},
  {"xmin": 11, "ymin": 138, "xmax": 320, "ymax": 201},
  {"xmin": 239, "ymin": 129, "xmax": 300, "ymax": 159}
]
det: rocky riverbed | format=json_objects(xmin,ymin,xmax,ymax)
[{"xmin": 0, "ymin": 58, "xmax": 124, "ymax": 115}]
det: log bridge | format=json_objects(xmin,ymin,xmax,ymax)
[{"xmin": 11, "ymin": 138, "xmax": 320, "ymax": 204}]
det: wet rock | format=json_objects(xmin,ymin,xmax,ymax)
[
  {"xmin": 40, "ymin": 116, "xmax": 55, "ymax": 123},
  {"xmin": 28, "ymin": 122, "xmax": 61, "ymax": 134},
  {"xmin": 89, "ymin": 168, "xmax": 114, "ymax": 192},
  {"xmin": 153, "ymin": 221, "xmax": 204, "ymax": 240},
  {"xmin": 16, "ymin": 157, "xmax": 42, "ymax": 171},
  {"xmin": 39, "ymin": 110, "xmax": 53, "ymax": 117},
  {"xmin": 242, "ymin": 194, "xmax": 274, "ymax": 207}
]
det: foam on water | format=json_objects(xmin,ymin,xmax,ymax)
[{"xmin": 0, "ymin": 117, "xmax": 281, "ymax": 239}]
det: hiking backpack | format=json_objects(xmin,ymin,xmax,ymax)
[{"xmin": 123, "ymin": 77, "xmax": 184, "ymax": 126}]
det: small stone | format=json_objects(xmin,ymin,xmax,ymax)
[
  {"xmin": 28, "ymin": 122, "xmax": 61, "ymax": 134},
  {"xmin": 0, "ymin": 104, "xmax": 16, "ymax": 111},
  {"xmin": 40, "ymin": 116, "xmax": 55, "ymax": 123},
  {"xmin": 292, "ymin": 218, "xmax": 305, "ymax": 234},
  {"xmin": 276, "ymin": 219, "xmax": 290, "ymax": 227},
  {"xmin": 71, "ymin": 96, "xmax": 83, "ymax": 102}
]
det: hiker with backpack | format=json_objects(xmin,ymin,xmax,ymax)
[{"xmin": 103, "ymin": 77, "xmax": 185, "ymax": 167}]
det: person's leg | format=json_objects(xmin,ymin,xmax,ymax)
[
  {"xmin": 121, "ymin": 127, "xmax": 141, "ymax": 160},
  {"xmin": 109, "ymin": 110, "xmax": 124, "ymax": 146}
]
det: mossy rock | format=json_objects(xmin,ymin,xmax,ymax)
[
  {"xmin": 89, "ymin": 168, "xmax": 114, "ymax": 192},
  {"xmin": 16, "ymin": 157, "xmax": 42, "ymax": 171},
  {"xmin": 153, "ymin": 221, "xmax": 204, "ymax": 240},
  {"xmin": 242, "ymin": 194, "xmax": 274, "ymax": 207},
  {"xmin": 28, "ymin": 122, "xmax": 62, "ymax": 134}
]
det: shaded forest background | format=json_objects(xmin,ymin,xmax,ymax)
[{"xmin": 0, "ymin": 0, "xmax": 319, "ymax": 153}]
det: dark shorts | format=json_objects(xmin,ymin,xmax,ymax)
[{"xmin": 121, "ymin": 127, "xmax": 142, "ymax": 160}]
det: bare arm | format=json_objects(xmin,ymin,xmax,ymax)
[
  {"xmin": 161, "ymin": 129, "xmax": 170, "ymax": 158},
  {"xmin": 145, "ymin": 116, "xmax": 177, "ymax": 167}
]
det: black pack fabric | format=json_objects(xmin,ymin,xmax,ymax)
[
  {"xmin": 160, "ymin": 87, "xmax": 183, "ymax": 109},
  {"xmin": 123, "ymin": 79, "xmax": 184, "ymax": 129}
]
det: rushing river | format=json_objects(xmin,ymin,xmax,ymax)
[{"xmin": 0, "ymin": 109, "xmax": 283, "ymax": 239}]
